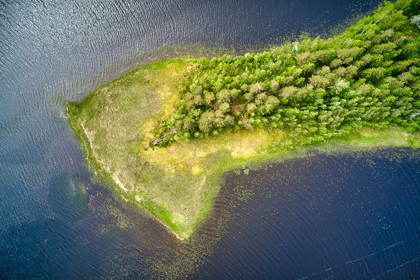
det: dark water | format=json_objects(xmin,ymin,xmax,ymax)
[
  {"xmin": 198, "ymin": 149, "xmax": 420, "ymax": 279},
  {"xmin": 2, "ymin": 0, "xmax": 419, "ymax": 279}
]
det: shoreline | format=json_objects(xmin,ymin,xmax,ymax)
[
  {"xmin": 66, "ymin": 0, "xmax": 420, "ymax": 239},
  {"xmin": 66, "ymin": 57, "xmax": 419, "ymax": 240}
]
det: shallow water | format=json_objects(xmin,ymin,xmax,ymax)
[{"xmin": 3, "ymin": 0, "xmax": 419, "ymax": 279}]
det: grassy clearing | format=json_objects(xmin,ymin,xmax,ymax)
[
  {"xmin": 67, "ymin": 58, "xmax": 214, "ymax": 239},
  {"xmin": 67, "ymin": 57, "xmax": 419, "ymax": 240}
]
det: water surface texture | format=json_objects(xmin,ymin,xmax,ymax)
[
  {"xmin": 3, "ymin": 0, "xmax": 419, "ymax": 279},
  {"xmin": 198, "ymin": 149, "xmax": 420, "ymax": 279}
]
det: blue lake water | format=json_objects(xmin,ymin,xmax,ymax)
[
  {"xmin": 198, "ymin": 149, "xmax": 420, "ymax": 279},
  {"xmin": 1, "ymin": 0, "xmax": 419, "ymax": 278}
]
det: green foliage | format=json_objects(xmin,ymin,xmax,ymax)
[{"xmin": 154, "ymin": 0, "xmax": 420, "ymax": 147}]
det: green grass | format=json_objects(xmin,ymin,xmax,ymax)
[
  {"xmin": 67, "ymin": 58, "xmax": 242, "ymax": 239},
  {"xmin": 67, "ymin": 57, "xmax": 419, "ymax": 240}
]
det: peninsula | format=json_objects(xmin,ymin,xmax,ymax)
[{"xmin": 67, "ymin": 0, "xmax": 420, "ymax": 240}]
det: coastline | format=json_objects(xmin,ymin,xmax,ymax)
[
  {"xmin": 66, "ymin": 0, "xmax": 420, "ymax": 239},
  {"xmin": 67, "ymin": 56, "xmax": 419, "ymax": 240}
]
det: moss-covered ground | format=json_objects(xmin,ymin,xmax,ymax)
[{"xmin": 67, "ymin": 56, "xmax": 420, "ymax": 240}]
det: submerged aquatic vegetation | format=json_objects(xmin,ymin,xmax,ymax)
[{"xmin": 67, "ymin": 0, "xmax": 420, "ymax": 239}]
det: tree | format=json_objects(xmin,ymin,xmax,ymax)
[
  {"xmin": 224, "ymin": 115, "xmax": 235, "ymax": 127},
  {"xmin": 266, "ymin": 96, "xmax": 280, "ymax": 107},
  {"xmin": 246, "ymin": 103, "xmax": 257, "ymax": 113},
  {"xmin": 345, "ymin": 65, "xmax": 358, "ymax": 78},
  {"xmin": 204, "ymin": 91, "xmax": 215, "ymax": 105},
  {"xmin": 270, "ymin": 79, "xmax": 280, "ymax": 92},
  {"xmin": 256, "ymin": 93, "xmax": 268, "ymax": 102},
  {"xmin": 216, "ymin": 89, "xmax": 231, "ymax": 103},
  {"xmin": 363, "ymin": 67, "xmax": 385, "ymax": 81},
  {"xmin": 296, "ymin": 52, "xmax": 311, "ymax": 65},
  {"xmin": 249, "ymin": 82, "xmax": 263, "ymax": 94},
  {"xmin": 194, "ymin": 95, "xmax": 204, "ymax": 106},
  {"xmin": 301, "ymin": 63, "xmax": 316, "ymax": 76},
  {"xmin": 311, "ymin": 50, "xmax": 332, "ymax": 64},
  {"xmin": 330, "ymin": 59, "xmax": 343, "ymax": 69},
  {"xmin": 280, "ymin": 86, "xmax": 298, "ymax": 99},
  {"xmin": 334, "ymin": 67, "xmax": 347, "ymax": 77},
  {"xmin": 399, "ymin": 71, "xmax": 414, "ymax": 83},
  {"xmin": 199, "ymin": 112, "xmax": 214, "ymax": 134},
  {"xmin": 244, "ymin": 92, "xmax": 254, "ymax": 102},
  {"xmin": 241, "ymin": 84, "xmax": 249, "ymax": 92},
  {"xmin": 334, "ymin": 79, "xmax": 350, "ymax": 93},
  {"xmin": 402, "ymin": 42, "xmax": 420, "ymax": 55},
  {"xmin": 219, "ymin": 102, "xmax": 230, "ymax": 113},
  {"xmin": 309, "ymin": 75, "xmax": 330, "ymax": 88},
  {"xmin": 154, "ymin": 1, "xmax": 420, "ymax": 147},
  {"xmin": 183, "ymin": 117, "xmax": 196, "ymax": 132}
]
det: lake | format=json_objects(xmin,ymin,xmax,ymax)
[{"xmin": 1, "ymin": 0, "xmax": 419, "ymax": 278}]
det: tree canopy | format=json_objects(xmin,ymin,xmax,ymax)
[{"xmin": 153, "ymin": 0, "xmax": 420, "ymax": 149}]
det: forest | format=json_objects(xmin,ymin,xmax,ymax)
[{"xmin": 153, "ymin": 0, "xmax": 420, "ymax": 150}]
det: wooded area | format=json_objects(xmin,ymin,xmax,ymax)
[{"xmin": 154, "ymin": 0, "xmax": 420, "ymax": 149}]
